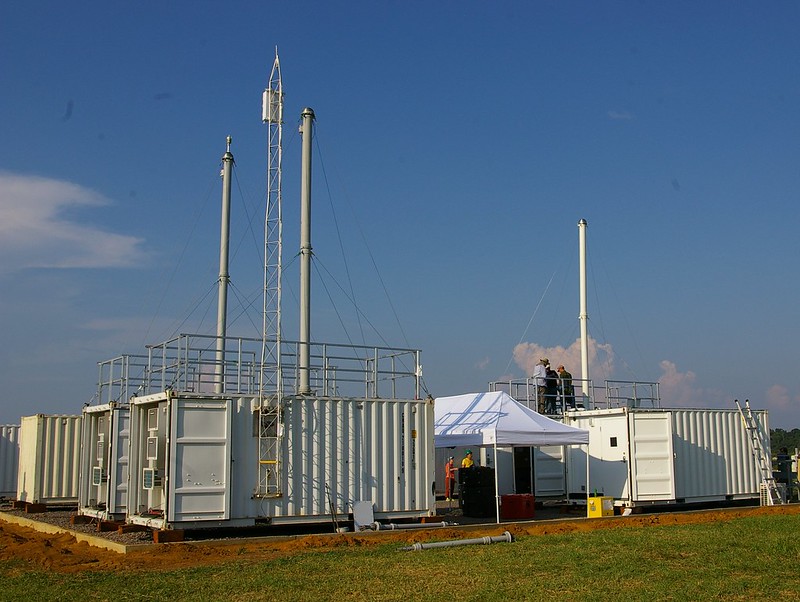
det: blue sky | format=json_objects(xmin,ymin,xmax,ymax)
[{"xmin": 1, "ymin": 2, "xmax": 799, "ymax": 427}]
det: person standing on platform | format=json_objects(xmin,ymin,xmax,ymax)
[
  {"xmin": 557, "ymin": 364, "xmax": 576, "ymax": 410},
  {"xmin": 533, "ymin": 358, "xmax": 548, "ymax": 413},
  {"xmin": 545, "ymin": 363, "xmax": 559, "ymax": 414},
  {"xmin": 444, "ymin": 456, "xmax": 456, "ymax": 501}
]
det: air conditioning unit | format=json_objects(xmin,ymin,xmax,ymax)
[
  {"xmin": 91, "ymin": 466, "xmax": 107, "ymax": 486},
  {"xmin": 143, "ymin": 467, "xmax": 162, "ymax": 490}
]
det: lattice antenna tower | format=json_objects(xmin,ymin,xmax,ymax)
[
  {"xmin": 260, "ymin": 48, "xmax": 284, "ymax": 399},
  {"xmin": 257, "ymin": 48, "xmax": 284, "ymax": 497}
]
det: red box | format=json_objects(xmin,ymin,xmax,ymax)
[{"xmin": 500, "ymin": 494, "xmax": 535, "ymax": 520}]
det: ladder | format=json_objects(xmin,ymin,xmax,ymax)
[{"xmin": 735, "ymin": 399, "xmax": 784, "ymax": 505}]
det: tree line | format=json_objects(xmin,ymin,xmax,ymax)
[{"xmin": 771, "ymin": 429, "xmax": 800, "ymax": 454}]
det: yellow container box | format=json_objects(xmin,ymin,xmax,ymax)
[{"xmin": 587, "ymin": 496, "xmax": 614, "ymax": 518}]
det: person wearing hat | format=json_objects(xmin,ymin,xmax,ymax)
[
  {"xmin": 461, "ymin": 449, "xmax": 475, "ymax": 469},
  {"xmin": 533, "ymin": 358, "xmax": 549, "ymax": 413},
  {"xmin": 444, "ymin": 455, "xmax": 457, "ymax": 501},
  {"xmin": 557, "ymin": 364, "xmax": 575, "ymax": 410},
  {"xmin": 545, "ymin": 363, "xmax": 559, "ymax": 414}
]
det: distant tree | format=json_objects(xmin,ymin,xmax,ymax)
[{"xmin": 770, "ymin": 429, "xmax": 800, "ymax": 454}]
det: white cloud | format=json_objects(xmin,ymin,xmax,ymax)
[
  {"xmin": 0, "ymin": 172, "xmax": 148, "ymax": 271},
  {"xmin": 657, "ymin": 360, "xmax": 698, "ymax": 406},
  {"xmin": 512, "ymin": 337, "xmax": 615, "ymax": 383},
  {"xmin": 655, "ymin": 360, "xmax": 734, "ymax": 409}
]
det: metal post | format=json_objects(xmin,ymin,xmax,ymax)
[
  {"xmin": 215, "ymin": 137, "xmax": 234, "ymax": 394},
  {"xmin": 578, "ymin": 219, "xmax": 590, "ymax": 398},
  {"xmin": 299, "ymin": 108, "xmax": 315, "ymax": 395}
]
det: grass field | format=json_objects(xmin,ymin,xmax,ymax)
[{"xmin": 2, "ymin": 512, "xmax": 798, "ymax": 601}]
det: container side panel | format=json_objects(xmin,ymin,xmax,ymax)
[
  {"xmin": 18, "ymin": 416, "xmax": 81, "ymax": 504},
  {"xmin": 672, "ymin": 409, "xmax": 762, "ymax": 500},
  {"xmin": 0, "ymin": 425, "xmax": 20, "ymax": 498},
  {"xmin": 277, "ymin": 397, "xmax": 433, "ymax": 520}
]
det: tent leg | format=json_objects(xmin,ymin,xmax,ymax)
[
  {"xmin": 586, "ymin": 442, "xmax": 590, "ymax": 503},
  {"xmin": 495, "ymin": 442, "xmax": 500, "ymax": 524}
]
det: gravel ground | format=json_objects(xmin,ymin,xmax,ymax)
[{"xmin": 0, "ymin": 506, "xmax": 155, "ymax": 545}]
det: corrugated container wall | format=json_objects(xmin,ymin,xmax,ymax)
[
  {"xmin": 672, "ymin": 409, "xmax": 766, "ymax": 501},
  {"xmin": 17, "ymin": 415, "xmax": 82, "ymax": 505},
  {"xmin": 274, "ymin": 395, "xmax": 435, "ymax": 519},
  {"xmin": 0, "ymin": 425, "xmax": 21, "ymax": 498}
]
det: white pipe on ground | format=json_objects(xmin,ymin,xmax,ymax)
[
  {"xmin": 399, "ymin": 531, "xmax": 513, "ymax": 551},
  {"xmin": 373, "ymin": 521, "xmax": 454, "ymax": 531}
]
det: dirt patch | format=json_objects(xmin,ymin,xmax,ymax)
[{"xmin": 2, "ymin": 504, "xmax": 799, "ymax": 573}]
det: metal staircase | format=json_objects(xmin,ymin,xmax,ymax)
[{"xmin": 735, "ymin": 398, "xmax": 784, "ymax": 505}]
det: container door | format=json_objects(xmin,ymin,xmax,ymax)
[
  {"xmin": 108, "ymin": 408, "xmax": 130, "ymax": 515},
  {"xmin": 168, "ymin": 398, "xmax": 232, "ymax": 523},
  {"xmin": 588, "ymin": 414, "xmax": 631, "ymax": 500},
  {"xmin": 629, "ymin": 412, "xmax": 675, "ymax": 502},
  {"xmin": 533, "ymin": 445, "xmax": 566, "ymax": 497}
]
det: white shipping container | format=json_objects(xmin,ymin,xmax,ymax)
[
  {"xmin": 0, "ymin": 425, "xmax": 21, "ymax": 498},
  {"xmin": 17, "ymin": 415, "xmax": 82, "ymax": 505},
  {"xmin": 78, "ymin": 404, "xmax": 130, "ymax": 520},
  {"xmin": 565, "ymin": 408, "xmax": 767, "ymax": 506},
  {"xmin": 126, "ymin": 391, "xmax": 436, "ymax": 530}
]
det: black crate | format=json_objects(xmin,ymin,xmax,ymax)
[{"xmin": 461, "ymin": 486, "xmax": 496, "ymax": 518}]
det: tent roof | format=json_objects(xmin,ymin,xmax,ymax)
[{"xmin": 434, "ymin": 391, "xmax": 589, "ymax": 447}]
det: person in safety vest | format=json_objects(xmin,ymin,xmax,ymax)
[{"xmin": 444, "ymin": 456, "xmax": 456, "ymax": 501}]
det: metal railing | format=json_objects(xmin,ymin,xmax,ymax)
[
  {"xmin": 96, "ymin": 333, "xmax": 422, "ymax": 404},
  {"xmin": 489, "ymin": 378, "xmax": 661, "ymax": 414},
  {"xmin": 603, "ymin": 380, "xmax": 660, "ymax": 409},
  {"xmin": 489, "ymin": 377, "xmax": 595, "ymax": 415},
  {"xmin": 96, "ymin": 354, "xmax": 150, "ymax": 405}
]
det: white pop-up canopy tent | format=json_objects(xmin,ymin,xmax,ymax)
[{"xmin": 435, "ymin": 391, "xmax": 589, "ymax": 523}]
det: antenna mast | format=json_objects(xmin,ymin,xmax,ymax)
[
  {"xmin": 257, "ymin": 48, "xmax": 284, "ymax": 497},
  {"xmin": 215, "ymin": 136, "xmax": 234, "ymax": 394},
  {"xmin": 578, "ymin": 218, "xmax": 589, "ymax": 398},
  {"xmin": 260, "ymin": 49, "xmax": 284, "ymax": 399}
]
